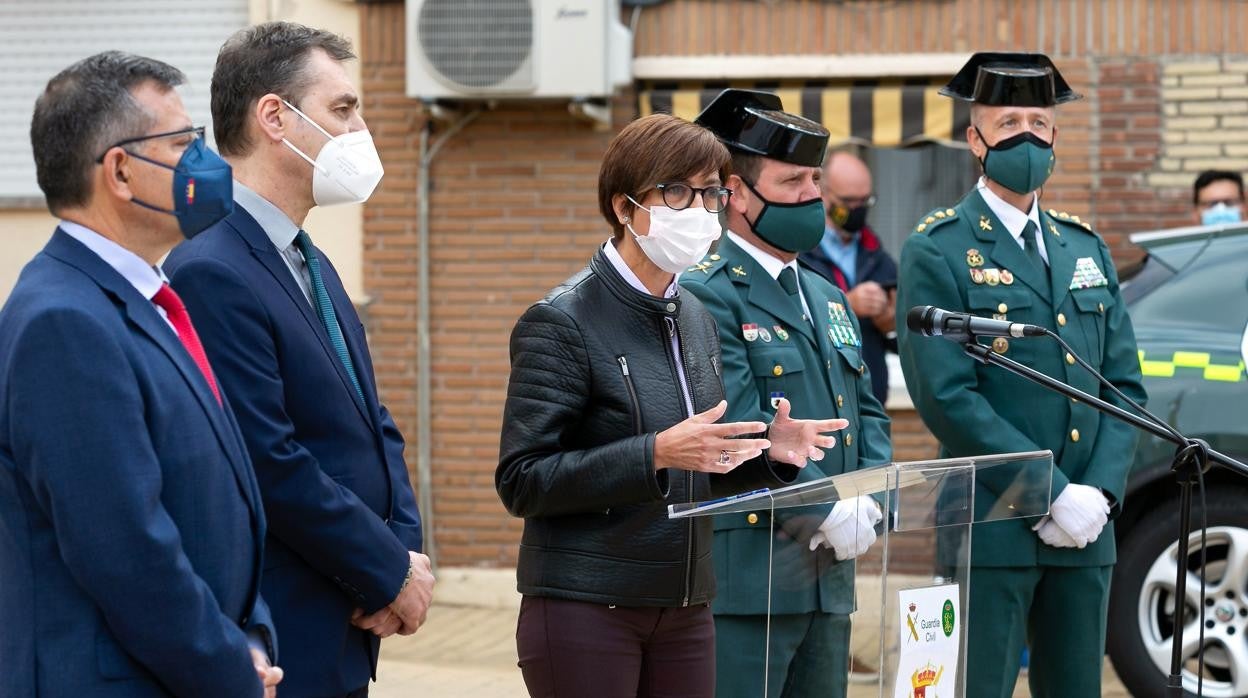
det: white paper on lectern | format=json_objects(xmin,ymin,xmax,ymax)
[{"xmin": 895, "ymin": 584, "xmax": 960, "ymax": 698}]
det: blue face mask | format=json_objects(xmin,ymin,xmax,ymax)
[
  {"xmin": 1201, "ymin": 202, "xmax": 1242, "ymax": 226},
  {"xmin": 127, "ymin": 137, "xmax": 234, "ymax": 238}
]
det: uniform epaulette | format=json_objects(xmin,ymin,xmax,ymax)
[
  {"xmin": 685, "ymin": 251, "xmax": 730, "ymax": 277},
  {"xmin": 1047, "ymin": 209, "xmax": 1096, "ymax": 234},
  {"xmin": 913, "ymin": 207, "xmax": 959, "ymax": 234}
]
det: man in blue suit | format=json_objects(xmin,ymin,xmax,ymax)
[
  {"xmin": 0, "ymin": 52, "xmax": 280, "ymax": 697},
  {"xmin": 165, "ymin": 23, "xmax": 433, "ymax": 698}
]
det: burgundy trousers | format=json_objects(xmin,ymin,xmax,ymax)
[{"xmin": 516, "ymin": 596, "xmax": 716, "ymax": 698}]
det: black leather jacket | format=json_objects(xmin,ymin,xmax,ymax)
[{"xmin": 497, "ymin": 247, "xmax": 797, "ymax": 607}]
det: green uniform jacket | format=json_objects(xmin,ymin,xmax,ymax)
[
  {"xmin": 680, "ymin": 236, "xmax": 891, "ymax": 615},
  {"xmin": 896, "ymin": 189, "xmax": 1147, "ymax": 568}
]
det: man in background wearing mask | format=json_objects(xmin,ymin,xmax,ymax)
[
  {"xmin": 801, "ymin": 150, "xmax": 899, "ymax": 406},
  {"xmin": 896, "ymin": 53, "xmax": 1145, "ymax": 698},
  {"xmin": 680, "ymin": 89, "xmax": 891, "ymax": 698},
  {"xmin": 164, "ymin": 22, "xmax": 433, "ymax": 698},
  {"xmin": 1192, "ymin": 169, "xmax": 1244, "ymax": 226},
  {"xmin": 0, "ymin": 51, "xmax": 280, "ymax": 697}
]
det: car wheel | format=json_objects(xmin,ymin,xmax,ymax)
[{"xmin": 1108, "ymin": 489, "xmax": 1248, "ymax": 698}]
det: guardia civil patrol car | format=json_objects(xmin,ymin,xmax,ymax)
[{"xmin": 1106, "ymin": 222, "xmax": 1248, "ymax": 698}]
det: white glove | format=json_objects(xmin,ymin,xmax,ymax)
[
  {"xmin": 808, "ymin": 496, "xmax": 884, "ymax": 560},
  {"xmin": 1032, "ymin": 516, "xmax": 1082, "ymax": 548},
  {"xmin": 1047, "ymin": 484, "xmax": 1110, "ymax": 548}
]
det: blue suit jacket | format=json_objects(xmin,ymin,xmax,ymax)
[
  {"xmin": 0, "ymin": 229, "xmax": 272, "ymax": 697},
  {"xmin": 165, "ymin": 206, "xmax": 423, "ymax": 695}
]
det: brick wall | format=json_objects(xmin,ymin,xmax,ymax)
[
  {"xmin": 1153, "ymin": 59, "xmax": 1248, "ymax": 194},
  {"xmin": 631, "ymin": 0, "xmax": 1248, "ymax": 58},
  {"xmin": 363, "ymin": 4, "xmax": 637, "ymax": 566},
  {"xmin": 360, "ymin": 1, "xmax": 1245, "ymax": 569}
]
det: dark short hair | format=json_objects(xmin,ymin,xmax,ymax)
[
  {"xmin": 729, "ymin": 151, "xmax": 765, "ymax": 184},
  {"xmin": 1192, "ymin": 169, "xmax": 1244, "ymax": 205},
  {"xmin": 211, "ymin": 21, "xmax": 355, "ymax": 156},
  {"xmin": 30, "ymin": 51, "xmax": 185, "ymax": 214},
  {"xmin": 598, "ymin": 113, "xmax": 731, "ymax": 239}
]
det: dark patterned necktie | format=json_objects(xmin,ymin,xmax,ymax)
[{"xmin": 295, "ymin": 230, "xmax": 364, "ymax": 402}]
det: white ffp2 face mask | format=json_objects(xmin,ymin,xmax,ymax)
[
  {"xmin": 626, "ymin": 196, "xmax": 723, "ymax": 274},
  {"xmin": 281, "ymin": 99, "xmax": 384, "ymax": 207}
]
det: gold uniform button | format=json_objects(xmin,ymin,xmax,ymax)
[
  {"xmin": 1098, "ymin": 302, "xmax": 1105, "ymax": 313},
  {"xmin": 845, "ymin": 434, "xmax": 854, "ymax": 446},
  {"xmin": 837, "ymin": 394, "xmax": 844, "ymax": 408},
  {"xmin": 1066, "ymin": 352, "xmax": 1075, "ymax": 365},
  {"xmin": 992, "ymin": 337, "xmax": 1009, "ymax": 354},
  {"xmin": 858, "ymin": 364, "xmax": 866, "ymax": 375},
  {"xmin": 747, "ymin": 513, "xmax": 759, "ymax": 525},
  {"xmin": 997, "ymin": 303, "xmax": 1008, "ymax": 314},
  {"xmin": 1057, "ymin": 313, "xmax": 1067, "ymax": 326},
  {"xmin": 772, "ymin": 365, "xmax": 784, "ymax": 377},
  {"xmin": 1070, "ymin": 429, "xmax": 1080, "ymax": 442},
  {"xmin": 709, "ymin": 254, "xmax": 721, "ymax": 261}
]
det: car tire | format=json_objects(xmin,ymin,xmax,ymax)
[{"xmin": 1108, "ymin": 487, "xmax": 1248, "ymax": 698}]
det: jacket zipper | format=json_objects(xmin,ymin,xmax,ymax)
[
  {"xmin": 666, "ymin": 315, "xmax": 698, "ymax": 607},
  {"xmin": 616, "ymin": 356, "xmax": 643, "ymax": 435}
]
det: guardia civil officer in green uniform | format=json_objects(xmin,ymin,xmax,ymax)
[
  {"xmin": 895, "ymin": 54, "xmax": 1147, "ymax": 698},
  {"xmin": 680, "ymin": 89, "xmax": 891, "ymax": 698}
]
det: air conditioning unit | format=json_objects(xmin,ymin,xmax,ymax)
[{"xmin": 405, "ymin": 0, "xmax": 632, "ymax": 100}]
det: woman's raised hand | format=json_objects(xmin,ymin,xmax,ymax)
[{"xmin": 653, "ymin": 400, "xmax": 770, "ymax": 473}]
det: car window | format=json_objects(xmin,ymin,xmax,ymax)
[
  {"xmin": 1119, "ymin": 254, "xmax": 1174, "ymax": 304},
  {"xmin": 1128, "ymin": 235, "xmax": 1248, "ymax": 332}
]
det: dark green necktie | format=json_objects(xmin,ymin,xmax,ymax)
[
  {"xmin": 777, "ymin": 266, "xmax": 800, "ymax": 296},
  {"xmin": 1022, "ymin": 220, "xmax": 1052, "ymax": 295},
  {"xmin": 295, "ymin": 230, "xmax": 364, "ymax": 402},
  {"xmin": 777, "ymin": 266, "xmax": 809, "ymax": 323},
  {"xmin": 1023, "ymin": 221, "xmax": 1043, "ymax": 273}
]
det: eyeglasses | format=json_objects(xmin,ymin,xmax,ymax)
[
  {"xmin": 95, "ymin": 126, "xmax": 205, "ymax": 163},
  {"xmin": 834, "ymin": 193, "xmax": 877, "ymax": 209},
  {"xmin": 652, "ymin": 182, "xmax": 733, "ymax": 213},
  {"xmin": 1199, "ymin": 198, "xmax": 1243, "ymax": 209}
]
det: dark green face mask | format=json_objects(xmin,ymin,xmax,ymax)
[
  {"xmin": 977, "ymin": 128, "xmax": 1056, "ymax": 195},
  {"xmin": 741, "ymin": 179, "xmax": 826, "ymax": 253}
]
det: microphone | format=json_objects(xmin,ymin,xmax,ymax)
[{"xmin": 906, "ymin": 305, "xmax": 1047, "ymax": 342}]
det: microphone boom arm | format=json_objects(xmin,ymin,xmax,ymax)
[{"xmin": 961, "ymin": 338, "xmax": 1248, "ymax": 697}]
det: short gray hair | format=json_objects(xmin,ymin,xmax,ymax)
[{"xmin": 31, "ymin": 51, "xmax": 185, "ymax": 213}]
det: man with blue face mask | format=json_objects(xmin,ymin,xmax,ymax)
[
  {"xmin": 896, "ymin": 52, "xmax": 1147, "ymax": 698},
  {"xmin": 164, "ymin": 22, "xmax": 431, "ymax": 698},
  {"xmin": 680, "ymin": 89, "xmax": 892, "ymax": 698},
  {"xmin": 0, "ymin": 51, "xmax": 279, "ymax": 697},
  {"xmin": 1192, "ymin": 169, "xmax": 1245, "ymax": 226}
]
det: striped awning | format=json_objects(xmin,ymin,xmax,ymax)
[{"xmin": 639, "ymin": 82, "xmax": 971, "ymax": 149}]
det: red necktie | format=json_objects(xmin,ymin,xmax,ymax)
[{"xmin": 151, "ymin": 283, "xmax": 222, "ymax": 405}]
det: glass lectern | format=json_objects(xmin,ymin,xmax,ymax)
[{"xmin": 669, "ymin": 450, "xmax": 1054, "ymax": 698}]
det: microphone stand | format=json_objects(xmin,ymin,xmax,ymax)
[{"xmin": 959, "ymin": 339, "xmax": 1248, "ymax": 697}]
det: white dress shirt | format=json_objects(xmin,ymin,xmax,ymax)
[
  {"xmin": 60, "ymin": 220, "xmax": 175, "ymax": 331},
  {"xmin": 234, "ymin": 181, "xmax": 314, "ymax": 305},
  {"xmin": 977, "ymin": 176, "xmax": 1048, "ymax": 264},
  {"xmin": 726, "ymin": 230, "xmax": 813, "ymax": 323}
]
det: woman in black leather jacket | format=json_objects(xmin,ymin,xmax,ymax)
[{"xmin": 496, "ymin": 113, "xmax": 848, "ymax": 698}]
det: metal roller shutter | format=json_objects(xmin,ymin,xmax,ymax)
[{"xmin": 0, "ymin": 0, "xmax": 247, "ymax": 202}]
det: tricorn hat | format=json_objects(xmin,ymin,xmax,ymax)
[
  {"xmin": 695, "ymin": 89, "xmax": 829, "ymax": 168},
  {"xmin": 940, "ymin": 52, "xmax": 1082, "ymax": 106}
]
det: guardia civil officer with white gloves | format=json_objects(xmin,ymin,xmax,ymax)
[
  {"xmin": 679, "ymin": 89, "xmax": 892, "ymax": 698},
  {"xmin": 895, "ymin": 53, "xmax": 1147, "ymax": 698}
]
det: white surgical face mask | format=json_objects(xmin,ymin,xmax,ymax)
[
  {"xmin": 626, "ymin": 195, "xmax": 723, "ymax": 274},
  {"xmin": 1201, "ymin": 201, "xmax": 1242, "ymax": 226},
  {"xmin": 281, "ymin": 99, "xmax": 384, "ymax": 207}
]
